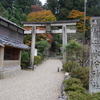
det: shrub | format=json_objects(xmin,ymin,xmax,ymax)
[
  {"xmin": 71, "ymin": 67, "xmax": 89, "ymax": 89},
  {"xmin": 67, "ymin": 91, "xmax": 87, "ymax": 100},
  {"xmin": 70, "ymin": 67, "xmax": 79, "ymax": 78},
  {"xmin": 34, "ymin": 56, "xmax": 41, "ymax": 65},
  {"xmin": 63, "ymin": 60, "xmax": 80, "ymax": 72},
  {"xmin": 65, "ymin": 84, "xmax": 86, "ymax": 94},
  {"xmin": 91, "ymin": 92, "xmax": 100, "ymax": 100},
  {"xmin": 67, "ymin": 91, "xmax": 100, "ymax": 100},
  {"xmin": 37, "ymin": 53, "xmax": 44, "ymax": 61},
  {"xmin": 64, "ymin": 78, "xmax": 83, "ymax": 91},
  {"xmin": 65, "ymin": 40, "xmax": 83, "ymax": 62},
  {"xmin": 21, "ymin": 50, "xmax": 30, "ymax": 69},
  {"xmin": 36, "ymin": 40, "xmax": 48, "ymax": 54}
]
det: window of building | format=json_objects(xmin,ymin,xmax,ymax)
[{"xmin": 4, "ymin": 46, "xmax": 20, "ymax": 60}]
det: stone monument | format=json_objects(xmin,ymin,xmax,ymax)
[{"xmin": 89, "ymin": 17, "xmax": 100, "ymax": 93}]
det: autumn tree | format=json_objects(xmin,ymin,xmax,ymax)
[
  {"xmin": 26, "ymin": 9, "xmax": 56, "ymax": 43},
  {"xmin": 31, "ymin": 5, "xmax": 43, "ymax": 12},
  {"xmin": 27, "ymin": 10, "xmax": 56, "ymax": 22},
  {"xmin": 67, "ymin": 10, "xmax": 90, "ymax": 67},
  {"xmin": 67, "ymin": 10, "xmax": 90, "ymax": 39},
  {"xmin": 26, "ymin": 9, "xmax": 57, "ymax": 57}
]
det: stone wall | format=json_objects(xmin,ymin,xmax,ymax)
[{"xmin": 0, "ymin": 65, "xmax": 21, "ymax": 79}]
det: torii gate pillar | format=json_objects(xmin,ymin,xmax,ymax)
[
  {"xmin": 62, "ymin": 25, "xmax": 67, "ymax": 63},
  {"xmin": 30, "ymin": 26, "xmax": 36, "ymax": 68}
]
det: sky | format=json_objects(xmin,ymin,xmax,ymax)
[{"xmin": 40, "ymin": 0, "xmax": 46, "ymax": 5}]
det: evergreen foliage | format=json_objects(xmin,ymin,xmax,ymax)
[
  {"xmin": 0, "ymin": 0, "xmax": 42, "ymax": 26},
  {"xmin": 34, "ymin": 56, "xmax": 41, "ymax": 65},
  {"xmin": 21, "ymin": 50, "xmax": 30, "ymax": 69},
  {"xmin": 36, "ymin": 40, "xmax": 48, "ymax": 54},
  {"xmin": 71, "ymin": 67, "xmax": 89, "ymax": 89},
  {"xmin": 64, "ymin": 78, "xmax": 83, "ymax": 91},
  {"xmin": 63, "ymin": 60, "xmax": 80, "ymax": 72},
  {"xmin": 65, "ymin": 40, "xmax": 83, "ymax": 62},
  {"xmin": 46, "ymin": 0, "xmax": 100, "ymax": 20}
]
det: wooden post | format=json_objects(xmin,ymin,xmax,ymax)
[
  {"xmin": 0, "ymin": 47, "xmax": 4, "ymax": 67},
  {"xmin": 0, "ymin": 46, "xmax": 4, "ymax": 79},
  {"xmin": 30, "ymin": 26, "xmax": 36, "ymax": 68}
]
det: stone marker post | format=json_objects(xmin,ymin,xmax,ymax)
[{"xmin": 89, "ymin": 17, "xmax": 100, "ymax": 93}]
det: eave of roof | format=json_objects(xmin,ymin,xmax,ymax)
[
  {"xmin": 0, "ymin": 34, "xmax": 29, "ymax": 50},
  {"xmin": 0, "ymin": 16, "xmax": 25, "ymax": 31}
]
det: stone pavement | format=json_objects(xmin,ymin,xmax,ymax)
[{"xmin": 0, "ymin": 59, "xmax": 64, "ymax": 100}]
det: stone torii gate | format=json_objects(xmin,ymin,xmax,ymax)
[{"xmin": 22, "ymin": 20, "xmax": 79, "ymax": 68}]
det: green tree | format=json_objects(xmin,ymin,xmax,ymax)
[
  {"xmin": 9, "ymin": 16, "xmax": 19, "ymax": 25},
  {"xmin": 0, "ymin": 0, "xmax": 43, "ymax": 26},
  {"xmin": 67, "ymin": 10, "xmax": 90, "ymax": 40},
  {"xmin": 65, "ymin": 40, "xmax": 83, "ymax": 62},
  {"xmin": 15, "ymin": 0, "xmax": 42, "ymax": 12},
  {"xmin": 46, "ymin": 0, "xmax": 59, "ymax": 15},
  {"xmin": 36, "ymin": 40, "xmax": 48, "ymax": 55},
  {"xmin": 21, "ymin": 13, "xmax": 27, "ymax": 21},
  {"xmin": 1, "ymin": 9, "xmax": 9, "ymax": 19},
  {"xmin": 0, "ymin": 0, "xmax": 14, "ymax": 8},
  {"xmin": 0, "ymin": 3, "xmax": 4, "ymax": 16},
  {"xmin": 46, "ymin": 0, "xmax": 100, "ymax": 20},
  {"xmin": 87, "ymin": 0, "xmax": 100, "ymax": 16},
  {"xmin": 50, "ymin": 34, "xmax": 62, "ymax": 53}
]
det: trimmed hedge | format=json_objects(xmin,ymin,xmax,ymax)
[
  {"xmin": 66, "ymin": 84, "xmax": 86, "ymax": 94},
  {"xmin": 68, "ymin": 91, "xmax": 87, "ymax": 100},
  {"xmin": 64, "ymin": 78, "xmax": 83, "ymax": 91},
  {"xmin": 64, "ymin": 78, "xmax": 100, "ymax": 100}
]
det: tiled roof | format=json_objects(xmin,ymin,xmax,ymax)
[{"xmin": 0, "ymin": 34, "xmax": 29, "ymax": 50}]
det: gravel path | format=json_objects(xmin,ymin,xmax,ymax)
[{"xmin": 0, "ymin": 59, "xmax": 64, "ymax": 100}]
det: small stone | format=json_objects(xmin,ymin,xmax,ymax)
[
  {"xmin": 65, "ymin": 72, "xmax": 69, "ymax": 77},
  {"xmin": 58, "ymin": 98, "xmax": 63, "ymax": 100},
  {"xmin": 61, "ymin": 68, "xmax": 64, "ymax": 71},
  {"xmin": 58, "ymin": 96, "xmax": 68, "ymax": 100},
  {"xmin": 62, "ymin": 91, "xmax": 66, "ymax": 96},
  {"xmin": 64, "ymin": 76, "xmax": 70, "ymax": 81}
]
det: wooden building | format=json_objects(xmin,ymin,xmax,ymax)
[{"xmin": 0, "ymin": 16, "xmax": 29, "ymax": 79}]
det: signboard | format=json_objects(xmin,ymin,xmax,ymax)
[{"xmin": 34, "ymin": 49, "xmax": 37, "ymax": 56}]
